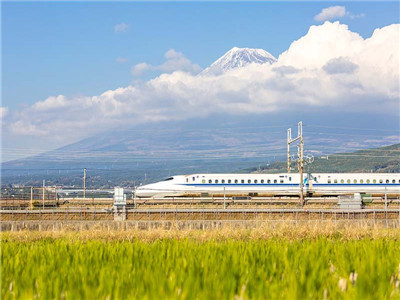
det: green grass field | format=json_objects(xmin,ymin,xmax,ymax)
[{"xmin": 2, "ymin": 227, "xmax": 400, "ymax": 299}]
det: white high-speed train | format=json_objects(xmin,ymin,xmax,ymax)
[{"xmin": 135, "ymin": 173, "xmax": 400, "ymax": 198}]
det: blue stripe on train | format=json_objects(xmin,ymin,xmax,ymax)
[{"xmin": 181, "ymin": 183, "xmax": 400, "ymax": 187}]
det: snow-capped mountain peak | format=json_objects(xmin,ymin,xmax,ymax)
[{"xmin": 200, "ymin": 47, "xmax": 277, "ymax": 76}]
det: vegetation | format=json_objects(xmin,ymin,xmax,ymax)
[
  {"xmin": 3, "ymin": 225, "xmax": 400, "ymax": 299},
  {"xmin": 250, "ymin": 143, "xmax": 400, "ymax": 174}
]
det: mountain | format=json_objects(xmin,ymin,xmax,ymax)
[
  {"xmin": 200, "ymin": 47, "xmax": 277, "ymax": 76},
  {"xmin": 2, "ymin": 113, "xmax": 399, "ymax": 188}
]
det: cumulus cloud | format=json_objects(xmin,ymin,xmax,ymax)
[
  {"xmin": 272, "ymin": 65, "xmax": 300, "ymax": 76},
  {"xmin": 32, "ymin": 95, "xmax": 68, "ymax": 111},
  {"xmin": 323, "ymin": 57, "xmax": 358, "ymax": 74},
  {"xmin": 5, "ymin": 22, "xmax": 399, "ymax": 143},
  {"xmin": 131, "ymin": 49, "xmax": 202, "ymax": 76},
  {"xmin": 314, "ymin": 6, "xmax": 346, "ymax": 22},
  {"xmin": 114, "ymin": 23, "xmax": 128, "ymax": 32}
]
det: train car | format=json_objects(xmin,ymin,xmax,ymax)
[{"xmin": 135, "ymin": 173, "xmax": 400, "ymax": 198}]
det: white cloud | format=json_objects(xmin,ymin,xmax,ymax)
[
  {"xmin": 314, "ymin": 6, "xmax": 346, "ymax": 22},
  {"xmin": 32, "ymin": 95, "xmax": 68, "ymax": 111},
  {"xmin": 314, "ymin": 6, "xmax": 366, "ymax": 22},
  {"xmin": 114, "ymin": 23, "xmax": 128, "ymax": 32},
  {"xmin": 131, "ymin": 62, "xmax": 152, "ymax": 76},
  {"xmin": 116, "ymin": 57, "xmax": 129, "ymax": 63},
  {"xmin": 323, "ymin": 57, "xmax": 358, "ymax": 74},
  {"xmin": 5, "ymin": 22, "xmax": 399, "ymax": 144},
  {"xmin": 131, "ymin": 49, "xmax": 202, "ymax": 76},
  {"xmin": 349, "ymin": 13, "xmax": 366, "ymax": 20},
  {"xmin": 0, "ymin": 107, "xmax": 8, "ymax": 119}
]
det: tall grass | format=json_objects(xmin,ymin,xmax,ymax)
[{"xmin": 2, "ymin": 226, "xmax": 400, "ymax": 299}]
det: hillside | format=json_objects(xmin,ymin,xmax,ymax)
[{"xmin": 249, "ymin": 143, "xmax": 400, "ymax": 174}]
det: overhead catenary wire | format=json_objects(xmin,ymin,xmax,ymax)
[{"xmin": 2, "ymin": 141, "xmax": 400, "ymax": 158}]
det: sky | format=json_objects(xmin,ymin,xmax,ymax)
[{"xmin": 1, "ymin": 1, "xmax": 400, "ymax": 162}]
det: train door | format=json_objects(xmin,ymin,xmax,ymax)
[{"xmin": 306, "ymin": 173, "xmax": 314, "ymax": 194}]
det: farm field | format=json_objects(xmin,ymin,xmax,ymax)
[{"xmin": 2, "ymin": 225, "xmax": 400, "ymax": 299}]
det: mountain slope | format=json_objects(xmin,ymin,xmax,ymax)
[
  {"xmin": 249, "ymin": 143, "xmax": 400, "ymax": 174},
  {"xmin": 3, "ymin": 112, "xmax": 399, "ymax": 187},
  {"xmin": 200, "ymin": 47, "xmax": 277, "ymax": 76}
]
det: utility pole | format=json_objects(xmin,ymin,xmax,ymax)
[
  {"xmin": 223, "ymin": 187, "xmax": 226, "ymax": 210},
  {"xmin": 55, "ymin": 186, "xmax": 58, "ymax": 204},
  {"xmin": 385, "ymin": 187, "xmax": 387, "ymax": 210},
  {"xmin": 42, "ymin": 180, "xmax": 45, "ymax": 209},
  {"xmin": 83, "ymin": 168, "xmax": 87, "ymax": 199},
  {"xmin": 299, "ymin": 122, "xmax": 304, "ymax": 206},
  {"xmin": 287, "ymin": 122, "xmax": 304, "ymax": 206},
  {"xmin": 134, "ymin": 186, "xmax": 137, "ymax": 209},
  {"xmin": 30, "ymin": 186, "xmax": 33, "ymax": 210}
]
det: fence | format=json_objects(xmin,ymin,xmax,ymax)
[{"xmin": 2, "ymin": 208, "xmax": 400, "ymax": 222}]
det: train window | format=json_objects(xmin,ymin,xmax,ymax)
[
  {"xmin": 334, "ymin": 179, "xmax": 338, "ymax": 183},
  {"xmin": 202, "ymin": 179, "xmax": 205, "ymax": 184},
  {"xmin": 280, "ymin": 180, "xmax": 284, "ymax": 183},
  {"xmin": 254, "ymin": 180, "xmax": 258, "ymax": 184},
  {"xmin": 392, "ymin": 180, "xmax": 396, "ymax": 184},
  {"xmin": 235, "ymin": 179, "xmax": 238, "ymax": 183},
  {"xmin": 379, "ymin": 179, "xmax": 383, "ymax": 184},
  {"xmin": 328, "ymin": 179, "xmax": 331, "ymax": 184},
  {"xmin": 241, "ymin": 179, "xmax": 245, "ymax": 183},
  {"xmin": 354, "ymin": 179, "xmax": 357, "ymax": 184},
  {"xmin": 340, "ymin": 179, "xmax": 344, "ymax": 183},
  {"xmin": 347, "ymin": 179, "xmax": 351, "ymax": 184},
  {"xmin": 366, "ymin": 179, "xmax": 370, "ymax": 183},
  {"xmin": 164, "ymin": 177, "xmax": 174, "ymax": 181},
  {"xmin": 360, "ymin": 179, "xmax": 364, "ymax": 184},
  {"xmin": 289, "ymin": 177, "xmax": 292, "ymax": 181},
  {"xmin": 373, "ymin": 179, "xmax": 376, "ymax": 183},
  {"xmin": 261, "ymin": 179, "xmax": 264, "ymax": 183},
  {"xmin": 228, "ymin": 179, "xmax": 231, "ymax": 184},
  {"xmin": 221, "ymin": 179, "xmax": 225, "ymax": 184},
  {"xmin": 192, "ymin": 177, "xmax": 195, "ymax": 181},
  {"xmin": 386, "ymin": 180, "xmax": 389, "ymax": 184},
  {"xmin": 274, "ymin": 179, "xmax": 277, "ymax": 183},
  {"xmin": 186, "ymin": 178, "xmax": 189, "ymax": 183},
  {"xmin": 215, "ymin": 180, "xmax": 219, "ymax": 184},
  {"xmin": 267, "ymin": 180, "xmax": 271, "ymax": 184},
  {"xmin": 248, "ymin": 179, "xmax": 251, "ymax": 184},
  {"xmin": 208, "ymin": 179, "xmax": 212, "ymax": 184}
]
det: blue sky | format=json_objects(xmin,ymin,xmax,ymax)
[{"xmin": 3, "ymin": 1, "xmax": 399, "ymax": 110}]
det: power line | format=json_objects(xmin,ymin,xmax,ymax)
[{"xmin": 305, "ymin": 124, "xmax": 400, "ymax": 132}]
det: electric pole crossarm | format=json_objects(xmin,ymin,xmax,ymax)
[{"xmin": 288, "ymin": 136, "xmax": 301, "ymax": 143}]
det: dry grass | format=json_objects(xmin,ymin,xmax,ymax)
[{"xmin": 3, "ymin": 222, "xmax": 400, "ymax": 243}]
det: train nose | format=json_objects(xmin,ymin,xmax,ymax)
[{"xmin": 135, "ymin": 185, "xmax": 158, "ymax": 198}]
